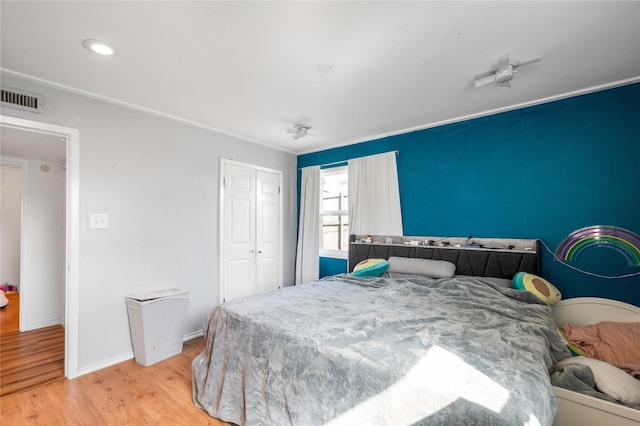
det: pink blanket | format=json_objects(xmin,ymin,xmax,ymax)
[{"xmin": 562, "ymin": 321, "xmax": 640, "ymax": 369}]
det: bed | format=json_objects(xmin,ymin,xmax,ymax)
[
  {"xmin": 192, "ymin": 235, "xmax": 571, "ymax": 425},
  {"xmin": 550, "ymin": 298, "xmax": 640, "ymax": 426}
]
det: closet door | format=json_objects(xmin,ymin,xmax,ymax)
[
  {"xmin": 256, "ymin": 170, "xmax": 281, "ymax": 294},
  {"xmin": 220, "ymin": 160, "xmax": 282, "ymax": 303},
  {"xmin": 222, "ymin": 162, "xmax": 257, "ymax": 301}
]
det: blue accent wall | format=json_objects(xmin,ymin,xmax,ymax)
[
  {"xmin": 298, "ymin": 83, "xmax": 640, "ymax": 305},
  {"xmin": 320, "ymin": 257, "xmax": 348, "ymax": 278}
]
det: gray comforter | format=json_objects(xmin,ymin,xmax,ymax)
[{"xmin": 193, "ymin": 274, "xmax": 571, "ymax": 426}]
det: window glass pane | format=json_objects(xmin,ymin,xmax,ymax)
[
  {"xmin": 320, "ymin": 167, "xmax": 348, "ymax": 254},
  {"xmin": 340, "ymin": 219, "xmax": 350, "ymax": 251},
  {"xmin": 322, "ymin": 215, "xmax": 340, "ymax": 250},
  {"xmin": 321, "ymin": 215, "xmax": 349, "ymax": 251},
  {"xmin": 321, "ymin": 171, "xmax": 348, "ymax": 213},
  {"xmin": 322, "ymin": 195, "xmax": 341, "ymax": 212}
]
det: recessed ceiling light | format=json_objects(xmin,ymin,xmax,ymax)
[{"xmin": 83, "ymin": 39, "xmax": 119, "ymax": 56}]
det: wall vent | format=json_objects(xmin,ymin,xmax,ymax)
[{"xmin": 1, "ymin": 87, "xmax": 44, "ymax": 114}]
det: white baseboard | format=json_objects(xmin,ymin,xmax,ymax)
[
  {"xmin": 25, "ymin": 319, "xmax": 62, "ymax": 331},
  {"xmin": 75, "ymin": 331, "xmax": 204, "ymax": 377},
  {"xmin": 77, "ymin": 352, "xmax": 134, "ymax": 377},
  {"xmin": 184, "ymin": 329, "xmax": 203, "ymax": 340}
]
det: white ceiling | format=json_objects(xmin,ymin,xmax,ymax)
[
  {"xmin": 1, "ymin": 127, "xmax": 66, "ymax": 162},
  {"xmin": 1, "ymin": 1, "xmax": 639, "ymax": 154}
]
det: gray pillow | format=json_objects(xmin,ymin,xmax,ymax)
[
  {"xmin": 386, "ymin": 257, "xmax": 456, "ymax": 279},
  {"xmin": 454, "ymin": 275, "xmax": 513, "ymax": 289}
]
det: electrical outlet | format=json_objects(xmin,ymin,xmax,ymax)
[{"xmin": 89, "ymin": 213, "xmax": 109, "ymax": 229}]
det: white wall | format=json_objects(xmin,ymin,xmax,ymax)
[
  {"xmin": 24, "ymin": 159, "xmax": 66, "ymax": 329},
  {"xmin": 0, "ymin": 73, "xmax": 298, "ymax": 373},
  {"xmin": 0, "ymin": 164, "xmax": 22, "ymax": 287}
]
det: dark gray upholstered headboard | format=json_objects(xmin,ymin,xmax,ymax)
[{"xmin": 348, "ymin": 235, "xmax": 540, "ymax": 279}]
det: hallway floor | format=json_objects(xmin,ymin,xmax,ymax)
[
  {"xmin": 1, "ymin": 294, "xmax": 65, "ymax": 398},
  {"xmin": 0, "ymin": 292, "xmax": 19, "ymax": 334}
]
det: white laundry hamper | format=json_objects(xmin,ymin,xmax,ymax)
[{"xmin": 125, "ymin": 289, "xmax": 189, "ymax": 366}]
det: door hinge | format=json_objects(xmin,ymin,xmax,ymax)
[
  {"xmin": 278, "ymin": 186, "xmax": 281, "ymax": 194},
  {"xmin": 223, "ymin": 178, "xmax": 226, "ymax": 186}
]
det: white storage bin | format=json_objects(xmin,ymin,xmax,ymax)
[{"xmin": 125, "ymin": 289, "xmax": 189, "ymax": 366}]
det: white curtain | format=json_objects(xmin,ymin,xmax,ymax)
[
  {"xmin": 295, "ymin": 166, "xmax": 320, "ymax": 284},
  {"xmin": 348, "ymin": 152, "xmax": 403, "ymax": 236}
]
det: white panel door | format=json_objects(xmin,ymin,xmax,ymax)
[
  {"xmin": 256, "ymin": 170, "xmax": 281, "ymax": 294},
  {"xmin": 222, "ymin": 163, "xmax": 257, "ymax": 301},
  {"xmin": 221, "ymin": 161, "xmax": 282, "ymax": 303}
]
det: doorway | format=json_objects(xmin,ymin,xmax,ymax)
[
  {"xmin": 0, "ymin": 129, "xmax": 65, "ymax": 396},
  {"xmin": 1, "ymin": 138, "xmax": 66, "ymax": 331},
  {"xmin": 1, "ymin": 159, "xmax": 27, "ymax": 334},
  {"xmin": 0, "ymin": 115, "xmax": 80, "ymax": 381}
]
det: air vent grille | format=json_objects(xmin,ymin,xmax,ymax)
[{"xmin": 1, "ymin": 87, "xmax": 43, "ymax": 113}]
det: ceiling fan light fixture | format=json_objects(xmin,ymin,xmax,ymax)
[
  {"xmin": 473, "ymin": 55, "xmax": 541, "ymax": 88},
  {"xmin": 83, "ymin": 39, "xmax": 119, "ymax": 56},
  {"xmin": 288, "ymin": 124, "xmax": 313, "ymax": 140},
  {"xmin": 495, "ymin": 66, "xmax": 514, "ymax": 83}
]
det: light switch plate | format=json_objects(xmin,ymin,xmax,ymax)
[{"xmin": 89, "ymin": 213, "xmax": 109, "ymax": 229}]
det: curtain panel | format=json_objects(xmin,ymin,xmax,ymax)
[
  {"xmin": 348, "ymin": 151, "xmax": 403, "ymax": 236},
  {"xmin": 295, "ymin": 166, "xmax": 320, "ymax": 284}
]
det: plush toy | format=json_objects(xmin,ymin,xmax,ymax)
[
  {"xmin": 512, "ymin": 272, "xmax": 561, "ymax": 304},
  {"xmin": 0, "ymin": 284, "xmax": 18, "ymax": 293},
  {"xmin": 353, "ymin": 258, "xmax": 389, "ymax": 277}
]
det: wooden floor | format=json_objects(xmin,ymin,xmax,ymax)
[
  {"xmin": 1, "ymin": 325, "xmax": 65, "ymax": 398},
  {"xmin": 0, "ymin": 337, "xmax": 230, "ymax": 425},
  {"xmin": 1, "ymin": 292, "xmax": 20, "ymax": 334}
]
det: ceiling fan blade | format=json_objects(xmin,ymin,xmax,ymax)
[
  {"xmin": 500, "ymin": 81, "xmax": 511, "ymax": 88},
  {"xmin": 496, "ymin": 55, "xmax": 510, "ymax": 71},
  {"xmin": 474, "ymin": 73, "xmax": 496, "ymax": 88},
  {"xmin": 514, "ymin": 58, "xmax": 541, "ymax": 73}
]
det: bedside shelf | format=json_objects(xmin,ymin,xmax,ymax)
[
  {"xmin": 351, "ymin": 235, "xmax": 538, "ymax": 254},
  {"xmin": 348, "ymin": 235, "xmax": 540, "ymax": 277}
]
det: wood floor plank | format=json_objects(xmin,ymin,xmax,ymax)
[
  {"xmin": 0, "ymin": 337, "xmax": 229, "ymax": 425},
  {"xmin": 0, "ymin": 325, "xmax": 65, "ymax": 398},
  {"xmin": 0, "ymin": 293, "xmax": 20, "ymax": 334}
]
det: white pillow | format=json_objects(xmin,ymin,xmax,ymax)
[
  {"xmin": 386, "ymin": 257, "xmax": 455, "ymax": 279},
  {"xmin": 555, "ymin": 356, "xmax": 640, "ymax": 405}
]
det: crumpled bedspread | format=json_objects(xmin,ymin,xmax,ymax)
[
  {"xmin": 192, "ymin": 274, "xmax": 570, "ymax": 426},
  {"xmin": 561, "ymin": 321, "xmax": 640, "ymax": 365},
  {"xmin": 550, "ymin": 363, "xmax": 640, "ymax": 410}
]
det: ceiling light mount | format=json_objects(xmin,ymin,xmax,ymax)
[
  {"xmin": 287, "ymin": 124, "xmax": 315, "ymax": 140},
  {"xmin": 83, "ymin": 39, "xmax": 119, "ymax": 56},
  {"xmin": 473, "ymin": 54, "xmax": 540, "ymax": 88}
]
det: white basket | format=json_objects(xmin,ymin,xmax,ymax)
[{"xmin": 125, "ymin": 289, "xmax": 189, "ymax": 366}]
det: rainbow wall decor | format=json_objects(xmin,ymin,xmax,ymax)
[{"xmin": 555, "ymin": 226, "xmax": 640, "ymax": 267}]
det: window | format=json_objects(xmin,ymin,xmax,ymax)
[{"xmin": 320, "ymin": 166, "xmax": 348, "ymax": 258}]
